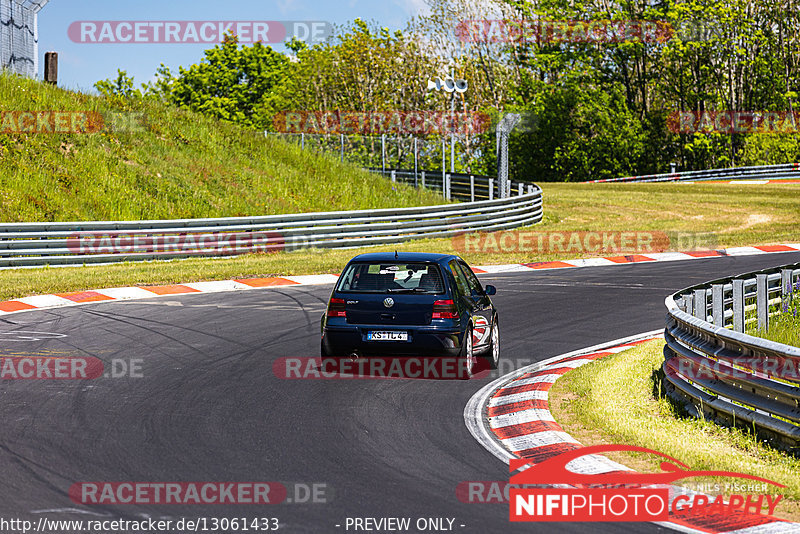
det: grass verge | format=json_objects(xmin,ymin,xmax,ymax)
[
  {"xmin": 2, "ymin": 179, "xmax": 800, "ymax": 301},
  {"xmin": 751, "ymin": 308, "xmax": 800, "ymax": 348},
  {"xmin": 548, "ymin": 339, "xmax": 800, "ymax": 521},
  {"xmin": 0, "ymin": 71, "xmax": 445, "ymax": 221}
]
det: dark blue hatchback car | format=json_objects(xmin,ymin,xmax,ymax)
[{"xmin": 320, "ymin": 252, "xmax": 499, "ymax": 377}]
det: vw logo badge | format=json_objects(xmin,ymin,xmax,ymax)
[{"xmin": 383, "ymin": 297, "xmax": 394, "ymax": 308}]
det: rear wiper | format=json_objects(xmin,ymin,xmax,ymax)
[{"xmin": 387, "ymin": 287, "xmax": 433, "ymax": 293}]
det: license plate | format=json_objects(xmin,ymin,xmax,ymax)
[{"xmin": 367, "ymin": 331, "xmax": 408, "ymax": 341}]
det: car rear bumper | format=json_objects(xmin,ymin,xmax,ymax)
[{"xmin": 322, "ymin": 324, "xmax": 464, "ymax": 357}]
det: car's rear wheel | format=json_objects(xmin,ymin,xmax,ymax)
[
  {"xmin": 486, "ymin": 322, "xmax": 500, "ymax": 370},
  {"xmin": 460, "ymin": 326, "xmax": 475, "ymax": 379}
]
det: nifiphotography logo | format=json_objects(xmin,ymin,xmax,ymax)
[{"xmin": 509, "ymin": 445, "xmax": 784, "ymax": 522}]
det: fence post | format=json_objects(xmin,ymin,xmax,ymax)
[
  {"xmin": 450, "ymin": 135, "xmax": 455, "ymax": 173},
  {"xmin": 381, "ymin": 134, "xmax": 386, "ymax": 175},
  {"xmin": 414, "ymin": 137, "xmax": 418, "ymax": 187},
  {"xmin": 732, "ymin": 279, "xmax": 745, "ymax": 332},
  {"xmin": 391, "ymin": 170, "xmax": 396, "ymax": 183},
  {"xmin": 781, "ymin": 268, "xmax": 793, "ymax": 312},
  {"xmin": 441, "ymin": 139, "xmax": 446, "ymax": 190},
  {"xmin": 301, "ymin": 133, "xmax": 304, "ymax": 150},
  {"xmin": 711, "ymin": 284, "xmax": 724, "ymax": 327},
  {"xmin": 489, "ymin": 179, "xmax": 494, "ymax": 201},
  {"xmin": 756, "ymin": 273, "xmax": 769, "ymax": 331},
  {"xmin": 683, "ymin": 293, "xmax": 694, "ymax": 314},
  {"xmin": 421, "ymin": 170, "xmax": 426, "ymax": 189},
  {"xmin": 693, "ymin": 289, "xmax": 707, "ymax": 320},
  {"xmin": 340, "ymin": 134, "xmax": 344, "ymax": 162},
  {"xmin": 44, "ymin": 52, "xmax": 58, "ymax": 85},
  {"xmin": 470, "ymin": 175, "xmax": 475, "ymax": 202},
  {"xmin": 445, "ymin": 174, "xmax": 451, "ymax": 200}
]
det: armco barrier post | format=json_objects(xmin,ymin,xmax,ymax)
[
  {"xmin": 693, "ymin": 289, "xmax": 706, "ymax": 320},
  {"xmin": 445, "ymin": 174, "xmax": 451, "ymax": 200},
  {"xmin": 527, "ymin": 184, "xmax": 534, "ymax": 194},
  {"xmin": 441, "ymin": 139, "xmax": 446, "ymax": 188},
  {"xmin": 421, "ymin": 170, "xmax": 426, "ymax": 189},
  {"xmin": 391, "ymin": 170, "xmax": 396, "ymax": 183},
  {"xmin": 340, "ymin": 134, "xmax": 344, "ymax": 162},
  {"xmin": 381, "ymin": 134, "xmax": 386, "ymax": 174},
  {"xmin": 757, "ymin": 273, "xmax": 769, "ymax": 330},
  {"xmin": 782, "ymin": 268, "xmax": 793, "ymax": 312},
  {"xmin": 684, "ymin": 293, "xmax": 694, "ymax": 314},
  {"xmin": 450, "ymin": 136, "xmax": 455, "ymax": 173},
  {"xmin": 712, "ymin": 284, "xmax": 724, "ymax": 327},
  {"xmin": 414, "ymin": 138, "xmax": 418, "ymax": 187},
  {"xmin": 518, "ymin": 183, "xmax": 523, "ymax": 196},
  {"xmin": 470, "ymin": 175, "xmax": 474, "ymax": 202},
  {"xmin": 489, "ymin": 179, "xmax": 494, "ymax": 201},
  {"xmin": 733, "ymin": 279, "xmax": 745, "ymax": 332}
]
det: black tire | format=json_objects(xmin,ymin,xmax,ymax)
[
  {"xmin": 460, "ymin": 325, "xmax": 475, "ymax": 380},
  {"xmin": 485, "ymin": 321, "xmax": 500, "ymax": 370}
]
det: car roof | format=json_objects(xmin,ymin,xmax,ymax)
[{"xmin": 347, "ymin": 252, "xmax": 461, "ymax": 265}]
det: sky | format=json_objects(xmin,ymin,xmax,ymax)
[{"xmin": 36, "ymin": 0, "xmax": 428, "ymax": 93}]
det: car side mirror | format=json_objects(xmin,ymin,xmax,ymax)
[{"xmin": 484, "ymin": 285, "xmax": 496, "ymax": 295}]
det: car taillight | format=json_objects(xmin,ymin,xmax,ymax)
[
  {"xmin": 432, "ymin": 299, "xmax": 457, "ymax": 319},
  {"xmin": 327, "ymin": 297, "xmax": 347, "ymax": 318}
]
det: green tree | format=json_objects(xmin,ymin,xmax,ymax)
[
  {"xmin": 167, "ymin": 34, "xmax": 289, "ymax": 128},
  {"xmin": 94, "ymin": 69, "xmax": 143, "ymax": 100}
]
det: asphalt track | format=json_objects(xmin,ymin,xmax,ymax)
[{"xmin": 1, "ymin": 251, "xmax": 799, "ymax": 534}]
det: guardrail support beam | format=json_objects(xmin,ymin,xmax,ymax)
[
  {"xmin": 732, "ymin": 279, "xmax": 745, "ymax": 332},
  {"xmin": 756, "ymin": 273, "xmax": 769, "ymax": 331},
  {"xmin": 693, "ymin": 289, "xmax": 707, "ymax": 320},
  {"xmin": 782, "ymin": 268, "xmax": 793, "ymax": 313},
  {"xmin": 470, "ymin": 175, "xmax": 474, "ymax": 202},
  {"xmin": 711, "ymin": 284, "xmax": 724, "ymax": 327}
]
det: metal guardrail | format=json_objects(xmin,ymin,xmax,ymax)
[
  {"xmin": 0, "ymin": 187, "xmax": 543, "ymax": 268},
  {"xmin": 589, "ymin": 162, "xmax": 800, "ymax": 183},
  {"xmin": 663, "ymin": 262, "xmax": 800, "ymax": 448},
  {"xmin": 370, "ymin": 168, "xmax": 533, "ymax": 202}
]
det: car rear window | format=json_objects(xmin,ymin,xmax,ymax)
[{"xmin": 337, "ymin": 262, "xmax": 445, "ymax": 294}]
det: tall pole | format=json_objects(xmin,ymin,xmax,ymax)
[
  {"xmin": 496, "ymin": 113, "xmax": 520, "ymax": 199},
  {"xmin": 414, "ymin": 137, "xmax": 418, "ymax": 187},
  {"xmin": 441, "ymin": 138, "xmax": 446, "ymax": 192},
  {"xmin": 450, "ymin": 69, "xmax": 456, "ymax": 174}
]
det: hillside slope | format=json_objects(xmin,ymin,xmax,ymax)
[{"xmin": 0, "ymin": 72, "xmax": 444, "ymax": 222}]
